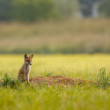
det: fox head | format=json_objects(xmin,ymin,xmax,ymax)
[{"xmin": 24, "ymin": 54, "xmax": 34, "ymax": 65}]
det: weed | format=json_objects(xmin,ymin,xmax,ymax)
[
  {"xmin": 97, "ymin": 68, "xmax": 110, "ymax": 88},
  {"xmin": 0, "ymin": 73, "xmax": 21, "ymax": 88}
]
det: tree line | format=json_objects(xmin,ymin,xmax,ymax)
[
  {"xmin": 0, "ymin": 0, "xmax": 110, "ymax": 22},
  {"xmin": 0, "ymin": 0, "xmax": 60, "ymax": 22}
]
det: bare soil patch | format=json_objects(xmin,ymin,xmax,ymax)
[{"xmin": 29, "ymin": 76, "xmax": 97, "ymax": 86}]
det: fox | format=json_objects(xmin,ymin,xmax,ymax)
[{"xmin": 18, "ymin": 54, "xmax": 34, "ymax": 82}]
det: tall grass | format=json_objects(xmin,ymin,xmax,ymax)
[{"xmin": 0, "ymin": 19, "xmax": 110, "ymax": 54}]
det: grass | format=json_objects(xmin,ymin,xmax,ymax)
[
  {"xmin": 0, "ymin": 54, "xmax": 110, "ymax": 110},
  {"xmin": 0, "ymin": 19, "xmax": 110, "ymax": 53}
]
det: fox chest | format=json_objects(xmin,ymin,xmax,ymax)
[{"xmin": 24, "ymin": 66, "xmax": 31, "ymax": 74}]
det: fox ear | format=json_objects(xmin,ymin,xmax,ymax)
[
  {"xmin": 30, "ymin": 54, "xmax": 34, "ymax": 59},
  {"xmin": 24, "ymin": 54, "xmax": 28, "ymax": 59}
]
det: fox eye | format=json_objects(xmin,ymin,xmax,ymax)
[{"xmin": 26, "ymin": 60, "xmax": 30, "ymax": 62}]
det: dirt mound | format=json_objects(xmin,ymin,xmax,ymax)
[{"xmin": 29, "ymin": 76, "xmax": 97, "ymax": 86}]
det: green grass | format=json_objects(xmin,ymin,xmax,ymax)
[{"xmin": 0, "ymin": 54, "xmax": 110, "ymax": 110}]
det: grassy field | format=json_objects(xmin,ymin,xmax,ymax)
[
  {"xmin": 0, "ymin": 54, "xmax": 110, "ymax": 110},
  {"xmin": 0, "ymin": 19, "xmax": 110, "ymax": 53}
]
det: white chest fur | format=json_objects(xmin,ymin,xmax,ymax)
[{"xmin": 24, "ymin": 64, "xmax": 31, "ymax": 74}]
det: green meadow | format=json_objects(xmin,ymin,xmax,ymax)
[{"xmin": 0, "ymin": 54, "xmax": 110, "ymax": 110}]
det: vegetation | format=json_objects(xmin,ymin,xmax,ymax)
[
  {"xmin": 54, "ymin": 0, "xmax": 79, "ymax": 18},
  {"xmin": 0, "ymin": 0, "xmax": 79, "ymax": 22},
  {"xmin": 99, "ymin": 0, "xmax": 110, "ymax": 17},
  {"xmin": 13, "ymin": 0, "xmax": 60, "ymax": 22},
  {"xmin": 0, "ymin": 55, "xmax": 110, "ymax": 110},
  {"xmin": 0, "ymin": 19, "xmax": 110, "ymax": 54},
  {"xmin": 0, "ymin": 0, "xmax": 60, "ymax": 22},
  {"xmin": 0, "ymin": 0, "xmax": 110, "ymax": 22},
  {"xmin": 0, "ymin": 0, "xmax": 14, "ymax": 21}
]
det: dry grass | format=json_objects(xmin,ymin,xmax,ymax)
[
  {"xmin": 0, "ymin": 19, "xmax": 110, "ymax": 53},
  {"xmin": 29, "ymin": 75, "xmax": 97, "ymax": 86}
]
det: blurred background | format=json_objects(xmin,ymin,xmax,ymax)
[{"xmin": 0, "ymin": 0, "xmax": 110, "ymax": 54}]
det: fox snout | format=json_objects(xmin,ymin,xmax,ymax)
[{"xmin": 29, "ymin": 62, "xmax": 32, "ymax": 65}]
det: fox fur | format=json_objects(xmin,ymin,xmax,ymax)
[{"xmin": 18, "ymin": 54, "xmax": 34, "ymax": 82}]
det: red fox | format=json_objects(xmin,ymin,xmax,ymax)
[{"xmin": 18, "ymin": 54, "xmax": 34, "ymax": 82}]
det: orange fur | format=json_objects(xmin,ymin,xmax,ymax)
[{"xmin": 18, "ymin": 54, "xmax": 34, "ymax": 82}]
